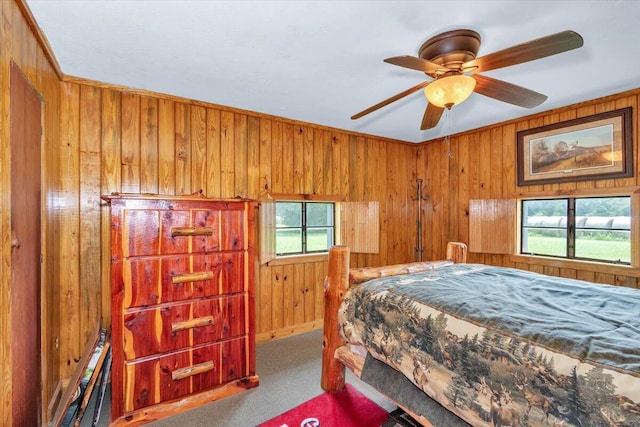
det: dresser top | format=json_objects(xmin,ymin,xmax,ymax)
[{"xmin": 101, "ymin": 191, "xmax": 257, "ymax": 203}]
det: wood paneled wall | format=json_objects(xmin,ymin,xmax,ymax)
[
  {"xmin": 1, "ymin": 1, "xmax": 63, "ymax": 424},
  {"xmin": 417, "ymin": 91, "xmax": 640, "ymax": 286},
  {"xmin": 59, "ymin": 79, "xmax": 421, "ymax": 346}
]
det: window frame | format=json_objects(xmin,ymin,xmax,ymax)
[
  {"xmin": 520, "ymin": 195, "xmax": 631, "ymax": 265},
  {"xmin": 275, "ymin": 200, "xmax": 336, "ymax": 256},
  {"xmin": 259, "ymin": 194, "xmax": 379, "ymax": 266}
]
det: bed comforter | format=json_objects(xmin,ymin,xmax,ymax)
[{"xmin": 338, "ymin": 263, "xmax": 640, "ymax": 427}]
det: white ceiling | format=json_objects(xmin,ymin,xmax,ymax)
[{"xmin": 26, "ymin": 0, "xmax": 640, "ymax": 143}]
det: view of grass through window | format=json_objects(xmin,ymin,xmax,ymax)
[
  {"xmin": 522, "ymin": 197, "xmax": 630, "ymax": 263},
  {"xmin": 275, "ymin": 202, "xmax": 334, "ymax": 255}
]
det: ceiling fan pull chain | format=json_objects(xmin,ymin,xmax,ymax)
[{"xmin": 444, "ymin": 108, "xmax": 453, "ymax": 158}]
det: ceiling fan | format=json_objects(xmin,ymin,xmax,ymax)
[{"xmin": 351, "ymin": 29, "xmax": 584, "ymax": 130}]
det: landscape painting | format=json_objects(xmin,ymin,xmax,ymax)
[{"xmin": 517, "ymin": 107, "xmax": 633, "ymax": 186}]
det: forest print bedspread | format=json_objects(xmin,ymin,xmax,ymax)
[{"xmin": 338, "ymin": 264, "xmax": 640, "ymax": 427}]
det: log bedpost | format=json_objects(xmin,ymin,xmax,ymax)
[
  {"xmin": 446, "ymin": 241, "xmax": 468, "ymax": 264},
  {"xmin": 321, "ymin": 245, "xmax": 350, "ymax": 392}
]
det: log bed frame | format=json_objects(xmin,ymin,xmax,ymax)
[{"xmin": 321, "ymin": 242, "xmax": 468, "ymax": 427}]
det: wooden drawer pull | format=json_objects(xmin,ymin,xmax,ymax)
[
  {"xmin": 171, "ymin": 360, "xmax": 214, "ymax": 381},
  {"xmin": 171, "ymin": 316, "xmax": 214, "ymax": 332},
  {"xmin": 171, "ymin": 227, "xmax": 213, "ymax": 237},
  {"xmin": 172, "ymin": 271, "xmax": 214, "ymax": 284}
]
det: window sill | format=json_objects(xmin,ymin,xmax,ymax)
[
  {"xmin": 508, "ymin": 254, "xmax": 640, "ymax": 278},
  {"xmin": 266, "ymin": 253, "xmax": 329, "ymax": 266}
]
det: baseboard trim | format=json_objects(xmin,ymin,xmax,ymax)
[{"xmin": 256, "ymin": 321, "xmax": 323, "ymax": 343}]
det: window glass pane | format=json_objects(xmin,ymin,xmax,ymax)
[
  {"xmin": 307, "ymin": 203, "xmax": 334, "ymax": 226},
  {"xmin": 276, "ymin": 202, "xmax": 302, "ymax": 227},
  {"xmin": 274, "ymin": 200, "xmax": 335, "ymax": 256},
  {"xmin": 522, "ymin": 227, "xmax": 567, "ymax": 257},
  {"xmin": 522, "ymin": 199, "xmax": 567, "ymax": 227},
  {"xmin": 575, "ymin": 197, "xmax": 630, "ymax": 263},
  {"xmin": 307, "ymin": 227, "xmax": 333, "ymax": 252},
  {"xmin": 575, "ymin": 230, "xmax": 630, "ymax": 263},
  {"xmin": 575, "ymin": 197, "xmax": 630, "ymax": 219},
  {"xmin": 276, "ymin": 229, "xmax": 302, "ymax": 254}
]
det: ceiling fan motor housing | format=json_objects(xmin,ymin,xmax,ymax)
[{"xmin": 418, "ymin": 29, "xmax": 481, "ymax": 76}]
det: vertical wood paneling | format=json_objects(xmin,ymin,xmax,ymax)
[
  {"xmin": 292, "ymin": 263, "xmax": 305, "ymax": 325},
  {"xmin": 456, "ymin": 134, "xmax": 469, "ymax": 247},
  {"xmin": 220, "ymin": 111, "xmax": 234, "ymax": 198},
  {"xmin": 282, "ymin": 123, "xmax": 294, "ymax": 194},
  {"xmin": 314, "ymin": 262, "xmax": 325, "ymax": 320},
  {"xmin": 271, "ymin": 266, "xmax": 283, "ymax": 330},
  {"xmin": 140, "ymin": 97, "xmax": 159, "ymax": 193},
  {"xmin": 302, "ymin": 127, "xmax": 314, "ymax": 194},
  {"xmin": 282, "ymin": 264, "xmax": 294, "ymax": 327},
  {"xmin": 322, "ymin": 130, "xmax": 333, "ymax": 195},
  {"xmin": 258, "ymin": 118, "xmax": 272, "ymax": 198},
  {"xmin": 60, "ymin": 81, "xmax": 82, "ymax": 377},
  {"xmin": 100, "ymin": 88, "xmax": 121, "ymax": 349},
  {"xmin": 303, "ymin": 263, "xmax": 315, "ymax": 323},
  {"xmin": 313, "ymin": 129, "xmax": 324, "ymax": 195},
  {"xmin": 247, "ymin": 116, "xmax": 260, "ymax": 199},
  {"xmin": 79, "ymin": 85, "xmax": 102, "ymax": 337},
  {"xmin": 175, "ymin": 103, "xmax": 191, "ymax": 195},
  {"xmin": 489, "ymin": 127, "xmax": 503, "ymax": 198},
  {"xmin": 190, "ymin": 105, "xmax": 207, "ymax": 194},
  {"xmin": 372, "ymin": 139, "xmax": 387, "ymax": 264},
  {"xmin": 340, "ymin": 133, "xmax": 350, "ymax": 197},
  {"xmin": 293, "ymin": 127, "xmax": 304, "ymax": 194},
  {"xmin": 331, "ymin": 133, "xmax": 341, "ymax": 196},
  {"xmin": 206, "ymin": 108, "xmax": 221, "ymax": 198},
  {"xmin": 478, "ymin": 130, "xmax": 491, "ymax": 200},
  {"xmin": 421, "ymin": 145, "xmax": 435, "ymax": 261},
  {"xmin": 234, "ymin": 114, "xmax": 248, "ymax": 198},
  {"xmin": 101, "ymin": 89, "xmax": 122, "ymax": 193},
  {"xmin": 468, "ymin": 132, "xmax": 480, "ymax": 200},
  {"xmin": 502, "ymin": 123, "xmax": 516, "ymax": 195},
  {"xmin": 258, "ymin": 265, "xmax": 272, "ymax": 333},
  {"xmin": 271, "ymin": 121, "xmax": 283, "ymax": 194},
  {"xmin": 121, "ymin": 93, "xmax": 140, "ymax": 193},
  {"xmin": 158, "ymin": 99, "xmax": 175, "ymax": 195}
]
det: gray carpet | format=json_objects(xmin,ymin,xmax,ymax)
[{"xmin": 81, "ymin": 329, "xmax": 397, "ymax": 426}]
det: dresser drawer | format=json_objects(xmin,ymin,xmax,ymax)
[
  {"xmin": 122, "ymin": 207, "xmax": 247, "ymax": 257},
  {"xmin": 123, "ymin": 294, "xmax": 246, "ymax": 360},
  {"xmin": 122, "ymin": 337, "xmax": 249, "ymax": 412},
  {"xmin": 123, "ymin": 252, "xmax": 245, "ymax": 309}
]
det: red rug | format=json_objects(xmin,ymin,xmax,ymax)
[{"xmin": 258, "ymin": 384, "xmax": 389, "ymax": 427}]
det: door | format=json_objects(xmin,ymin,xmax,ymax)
[{"xmin": 10, "ymin": 61, "xmax": 42, "ymax": 426}]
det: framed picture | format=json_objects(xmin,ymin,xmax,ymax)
[{"xmin": 517, "ymin": 107, "xmax": 633, "ymax": 186}]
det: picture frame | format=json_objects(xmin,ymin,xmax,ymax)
[{"xmin": 517, "ymin": 107, "xmax": 633, "ymax": 186}]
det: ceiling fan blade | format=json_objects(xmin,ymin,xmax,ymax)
[
  {"xmin": 420, "ymin": 103, "xmax": 445, "ymax": 130},
  {"xmin": 384, "ymin": 55, "xmax": 447, "ymax": 74},
  {"xmin": 464, "ymin": 30, "xmax": 583, "ymax": 74},
  {"xmin": 351, "ymin": 81, "xmax": 431, "ymax": 120},
  {"xmin": 473, "ymin": 74, "xmax": 547, "ymax": 108}
]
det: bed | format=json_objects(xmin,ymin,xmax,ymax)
[{"xmin": 321, "ymin": 243, "xmax": 640, "ymax": 427}]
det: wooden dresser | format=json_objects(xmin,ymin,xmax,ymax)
[{"xmin": 103, "ymin": 193, "xmax": 258, "ymax": 424}]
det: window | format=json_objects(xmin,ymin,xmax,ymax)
[
  {"xmin": 259, "ymin": 196, "xmax": 379, "ymax": 265},
  {"xmin": 275, "ymin": 201, "xmax": 335, "ymax": 256},
  {"xmin": 521, "ymin": 196, "xmax": 631, "ymax": 264}
]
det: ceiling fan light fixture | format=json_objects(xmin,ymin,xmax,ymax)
[{"xmin": 424, "ymin": 75, "xmax": 476, "ymax": 108}]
